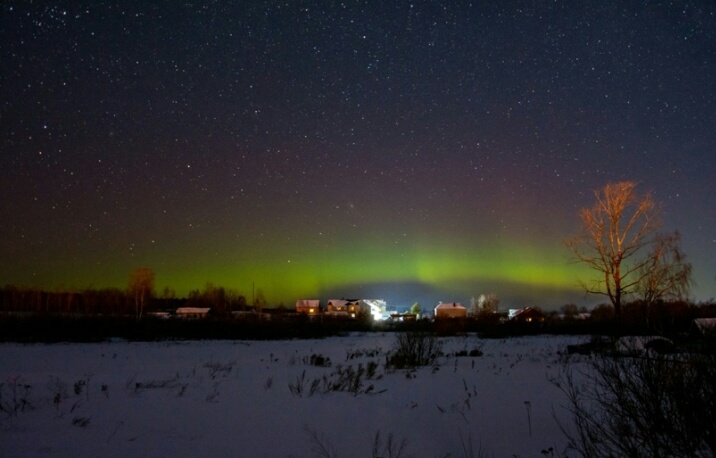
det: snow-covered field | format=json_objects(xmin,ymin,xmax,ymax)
[{"xmin": 0, "ymin": 333, "xmax": 589, "ymax": 458}]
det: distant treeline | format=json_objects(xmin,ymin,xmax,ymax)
[
  {"xmin": 0, "ymin": 284, "xmax": 256, "ymax": 317},
  {"xmin": 578, "ymin": 299, "xmax": 716, "ymax": 336},
  {"xmin": 2, "ymin": 285, "xmax": 716, "ymax": 342}
]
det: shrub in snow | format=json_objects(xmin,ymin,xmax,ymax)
[
  {"xmin": 0, "ymin": 377, "xmax": 34, "ymax": 417},
  {"xmin": 308, "ymin": 353, "xmax": 331, "ymax": 367},
  {"xmin": 387, "ymin": 332, "xmax": 442, "ymax": 369},
  {"xmin": 556, "ymin": 350, "xmax": 716, "ymax": 457},
  {"xmin": 289, "ymin": 362, "xmax": 384, "ymax": 398}
]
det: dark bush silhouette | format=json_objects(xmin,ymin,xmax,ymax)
[
  {"xmin": 556, "ymin": 346, "xmax": 716, "ymax": 457},
  {"xmin": 387, "ymin": 332, "xmax": 442, "ymax": 369}
]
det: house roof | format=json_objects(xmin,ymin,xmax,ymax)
[
  {"xmin": 295, "ymin": 299, "xmax": 320, "ymax": 308},
  {"xmin": 327, "ymin": 299, "xmax": 361, "ymax": 307},
  {"xmin": 435, "ymin": 302, "xmax": 465, "ymax": 310},
  {"xmin": 693, "ymin": 318, "xmax": 716, "ymax": 333},
  {"xmin": 511, "ymin": 307, "xmax": 544, "ymax": 318}
]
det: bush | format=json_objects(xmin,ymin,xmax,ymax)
[
  {"xmin": 468, "ymin": 348, "xmax": 483, "ymax": 357},
  {"xmin": 288, "ymin": 363, "xmax": 383, "ymax": 398},
  {"xmin": 387, "ymin": 332, "xmax": 442, "ymax": 369},
  {"xmin": 556, "ymin": 349, "xmax": 716, "ymax": 457},
  {"xmin": 309, "ymin": 353, "xmax": 331, "ymax": 367}
]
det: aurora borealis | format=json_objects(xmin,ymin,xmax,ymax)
[{"xmin": 2, "ymin": 2, "xmax": 715, "ymax": 309}]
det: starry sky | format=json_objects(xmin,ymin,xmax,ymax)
[{"xmin": 2, "ymin": 1, "xmax": 715, "ymax": 310}]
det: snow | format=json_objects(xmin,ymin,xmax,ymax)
[{"xmin": 0, "ymin": 334, "xmax": 589, "ymax": 457}]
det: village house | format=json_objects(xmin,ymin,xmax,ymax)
[
  {"xmin": 692, "ymin": 317, "xmax": 716, "ymax": 336},
  {"xmin": 295, "ymin": 298, "xmax": 385, "ymax": 320},
  {"xmin": 326, "ymin": 299, "xmax": 365, "ymax": 318},
  {"xmin": 326, "ymin": 299, "xmax": 354, "ymax": 312},
  {"xmin": 388, "ymin": 313, "xmax": 417, "ymax": 322},
  {"xmin": 509, "ymin": 307, "xmax": 546, "ymax": 323},
  {"xmin": 434, "ymin": 302, "xmax": 467, "ymax": 319},
  {"xmin": 362, "ymin": 299, "xmax": 387, "ymax": 321},
  {"xmin": 295, "ymin": 299, "xmax": 320, "ymax": 315}
]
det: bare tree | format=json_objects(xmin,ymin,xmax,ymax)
[
  {"xmin": 480, "ymin": 293, "xmax": 500, "ymax": 314},
  {"xmin": 161, "ymin": 286, "xmax": 176, "ymax": 300},
  {"xmin": 128, "ymin": 268, "xmax": 155, "ymax": 320},
  {"xmin": 470, "ymin": 293, "xmax": 500, "ymax": 318},
  {"xmin": 636, "ymin": 231, "xmax": 693, "ymax": 308},
  {"xmin": 566, "ymin": 182, "xmax": 662, "ymax": 327},
  {"xmin": 253, "ymin": 288, "xmax": 267, "ymax": 312},
  {"xmin": 469, "ymin": 296, "xmax": 479, "ymax": 317},
  {"xmin": 203, "ymin": 282, "xmax": 228, "ymax": 314}
]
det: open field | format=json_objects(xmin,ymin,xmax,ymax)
[{"xmin": 0, "ymin": 334, "xmax": 590, "ymax": 457}]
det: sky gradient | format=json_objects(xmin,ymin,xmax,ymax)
[{"xmin": 2, "ymin": 2, "xmax": 715, "ymax": 310}]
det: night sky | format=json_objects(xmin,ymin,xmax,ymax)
[{"xmin": 2, "ymin": 2, "xmax": 715, "ymax": 310}]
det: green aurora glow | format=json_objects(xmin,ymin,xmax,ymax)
[
  {"xmin": 144, "ymin": 232, "xmax": 591, "ymax": 307},
  {"xmin": 5, "ymin": 212, "xmax": 596, "ymax": 308}
]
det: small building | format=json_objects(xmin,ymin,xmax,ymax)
[
  {"xmin": 389, "ymin": 313, "xmax": 417, "ymax": 322},
  {"xmin": 692, "ymin": 318, "xmax": 716, "ymax": 336},
  {"xmin": 326, "ymin": 299, "xmax": 347, "ymax": 312},
  {"xmin": 327, "ymin": 299, "xmax": 365, "ymax": 318},
  {"xmin": 434, "ymin": 302, "xmax": 467, "ymax": 319},
  {"xmin": 510, "ymin": 307, "xmax": 546, "ymax": 323},
  {"xmin": 296, "ymin": 299, "xmax": 320, "ymax": 315},
  {"xmin": 175, "ymin": 307, "xmax": 211, "ymax": 319},
  {"xmin": 362, "ymin": 299, "xmax": 387, "ymax": 321}
]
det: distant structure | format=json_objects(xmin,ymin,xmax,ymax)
[
  {"xmin": 295, "ymin": 299, "xmax": 320, "ymax": 315},
  {"xmin": 692, "ymin": 318, "xmax": 716, "ymax": 336},
  {"xmin": 295, "ymin": 298, "xmax": 386, "ymax": 320},
  {"xmin": 175, "ymin": 307, "xmax": 211, "ymax": 319},
  {"xmin": 509, "ymin": 307, "xmax": 546, "ymax": 323},
  {"xmin": 434, "ymin": 302, "xmax": 467, "ymax": 319},
  {"xmin": 325, "ymin": 299, "xmax": 356, "ymax": 318},
  {"xmin": 362, "ymin": 299, "xmax": 386, "ymax": 321}
]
